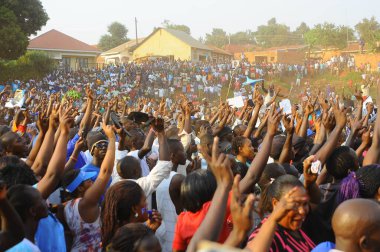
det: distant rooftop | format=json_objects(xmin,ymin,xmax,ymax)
[{"xmin": 28, "ymin": 29, "xmax": 100, "ymax": 53}]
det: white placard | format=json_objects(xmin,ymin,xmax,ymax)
[
  {"xmin": 227, "ymin": 96, "xmax": 245, "ymax": 108},
  {"xmin": 279, "ymin": 99, "xmax": 292, "ymax": 115}
]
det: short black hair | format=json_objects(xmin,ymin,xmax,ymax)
[
  {"xmin": 109, "ymin": 223, "xmax": 154, "ymax": 252},
  {"xmin": 181, "ymin": 169, "xmax": 216, "ymax": 212},
  {"xmin": 326, "ymin": 146, "xmax": 359, "ymax": 180},
  {"xmin": 167, "ymin": 139, "xmax": 183, "ymax": 155},
  {"xmin": 117, "ymin": 156, "xmax": 141, "ymax": 180},
  {"xmin": 231, "ymin": 136, "xmax": 247, "ymax": 156}
]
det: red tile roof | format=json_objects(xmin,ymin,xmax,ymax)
[{"xmin": 28, "ymin": 29, "xmax": 100, "ymax": 53}]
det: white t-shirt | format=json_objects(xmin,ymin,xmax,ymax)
[{"xmin": 156, "ymin": 172, "xmax": 178, "ymax": 252}]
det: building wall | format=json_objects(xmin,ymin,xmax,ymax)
[
  {"xmin": 234, "ymin": 51, "xmax": 278, "ymax": 63},
  {"xmin": 191, "ymin": 48, "xmax": 212, "ymax": 62},
  {"xmin": 354, "ymin": 53, "xmax": 380, "ymax": 71},
  {"xmin": 28, "ymin": 49, "xmax": 99, "ymax": 70},
  {"xmin": 277, "ymin": 50, "xmax": 305, "ymax": 64},
  {"xmin": 133, "ymin": 29, "xmax": 192, "ymax": 60},
  {"xmin": 211, "ymin": 53, "xmax": 232, "ymax": 63}
]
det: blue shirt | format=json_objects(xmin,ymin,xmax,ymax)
[
  {"xmin": 81, "ymin": 163, "xmax": 112, "ymax": 188},
  {"xmin": 311, "ymin": 242, "xmax": 335, "ymax": 252},
  {"xmin": 66, "ymin": 134, "xmax": 86, "ymax": 169},
  {"xmin": 35, "ymin": 213, "xmax": 66, "ymax": 252}
]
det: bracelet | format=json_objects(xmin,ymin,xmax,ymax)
[{"xmin": 70, "ymin": 156, "xmax": 77, "ymax": 162}]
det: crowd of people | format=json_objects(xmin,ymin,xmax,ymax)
[{"xmin": 0, "ymin": 59, "xmax": 380, "ymax": 252}]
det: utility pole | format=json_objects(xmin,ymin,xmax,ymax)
[{"xmin": 135, "ymin": 17, "xmax": 138, "ymax": 45}]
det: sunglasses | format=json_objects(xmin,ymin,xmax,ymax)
[
  {"xmin": 95, "ymin": 141, "xmax": 108, "ymax": 149},
  {"xmin": 90, "ymin": 140, "xmax": 109, "ymax": 154}
]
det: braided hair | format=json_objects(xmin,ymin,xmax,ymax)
[
  {"xmin": 338, "ymin": 164, "xmax": 380, "ymax": 203},
  {"xmin": 0, "ymin": 162, "xmax": 37, "ymax": 188},
  {"xmin": 101, "ymin": 181, "xmax": 144, "ymax": 249}
]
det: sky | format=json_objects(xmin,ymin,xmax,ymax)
[{"xmin": 34, "ymin": 0, "xmax": 380, "ymax": 45}]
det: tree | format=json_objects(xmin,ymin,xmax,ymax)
[
  {"xmin": 292, "ymin": 22, "xmax": 310, "ymax": 44},
  {"xmin": 0, "ymin": 0, "xmax": 48, "ymax": 60},
  {"xmin": 162, "ymin": 20, "xmax": 191, "ymax": 35},
  {"xmin": 295, "ymin": 22, "xmax": 310, "ymax": 35},
  {"xmin": 305, "ymin": 23, "xmax": 354, "ymax": 49},
  {"xmin": 0, "ymin": 0, "xmax": 49, "ymax": 36},
  {"xmin": 0, "ymin": 7, "xmax": 28, "ymax": 60},
  {"xmin": 230, "ymin": 30, "xmax": 255, "ymax": 44},
  {"xmin": 355, "ymin": 17, "xmax": 380, "ymax": 51},
  {"xmin": 254, "ymin": 18, "xmax": 298, "ymax": 47},
  {"xmin": 98, "ymin": 22, "xmax": 129, "ymax": 51},
  {"xmin": 205, "ymin": 28, "xmax": 228, "ymax": 47}
]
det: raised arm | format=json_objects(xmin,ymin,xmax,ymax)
[
  {"xmin": 0, "ymin": 183, "xmax": 24, "ymax": 251},
  {"xmin": 25, "ymin": 113, "xmax": 48, "ymax": 167},
  {"xmin": 314, "ymin": 99, "xmax": 346, "ymax": 166},
  {"xmin": 65, "ymin": 137, "xmax": 85, "ymax": 171},
  {"xmin": 187, "ymin": 137, "xmax": 233, "ymax": 252},
  {"xmin": 79, "ymin": 87, "xmax": 94, "ymax": 133},
  {"xmin": 363, "ymin": 84, "xmax": 380, "ymax": 165},
  {"xmin": 278, "ymin": 115, "xmax": 294, "ymax": 164},
  {"xmin": 297, "ymin": 99, "xmax": 314, "ymax": 138},
  {"xmin": 243, "ymin": 94, "xmax": 263, "ymax": 138},
  {"xmin": 138, "ymin": 128, "xmax": 155, "ymax": 159},
  {"xmin": 224, "ymin": 176, "xmax": 255, "ymax": 248},
  {"xmin": 79, "ymin": 123, "xmax": 115, "ymax": 223},
  {"xmin": 37, "ymin": 108, "xmax": 72, "ymax": 199},
  {"xmin": 31, "ymin": 107, "xmax": 59, "ymax": 177},
  {"xmin": 240, "ymin": 106, "xmax": 282, "ymax": 193}
]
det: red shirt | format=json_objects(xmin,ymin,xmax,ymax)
[{"xmin": 172, "ymin": 193, "xmax": 232, "ymax": 251}]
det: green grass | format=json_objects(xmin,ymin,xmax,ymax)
[{"xmin": 221, "ymin": 71, "xmax": 378, "ymax": 103}]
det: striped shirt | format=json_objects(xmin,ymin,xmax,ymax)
[{"xmin": 249, "ymin": 218, "xmax": 315, "ymax": 252}]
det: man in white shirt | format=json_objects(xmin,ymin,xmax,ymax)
[
  {"xmin": 155, "ymin": 139, "xmax": 187, "ymax": 252},
  {"xmin": 111, "ymin": 119, "xmax": 173, "ymax": 209}
]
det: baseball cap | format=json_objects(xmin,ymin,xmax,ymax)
[{"xmin": 65, "ymin": 171, "xmax": 97, "ymax": 193}]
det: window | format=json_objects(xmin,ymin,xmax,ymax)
[
  {"xmin": 77, "ymin": 58, "xmax": 89, "ymax": 69},
  {"xmin": 62, "ymin": 57, "xmax": 71, "ymax": 71}
]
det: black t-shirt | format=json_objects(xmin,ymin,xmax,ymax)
[{"xmin": 303, "ymin": 182, "xmax": 341, "ymax": 244}]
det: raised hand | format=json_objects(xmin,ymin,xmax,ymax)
[
  {"xmin": 59, "ymin": 106, "xmax": 74, "ymax": 134},
  {"xmin": 282, "ymin": 114, "xmax": 295, "ymax": 134},
  {"xmin": 86, "ymin": 85, "xmax": 95, "ymax": 100},
  {"xmin": 271, "ymin": 187, "xmax": 308, "ymax": 222},
  {"xmin": 36, "ymin": 112, "xmax": 49, "ymax": 133},
  {"xmin": 230, "ymin": 175, "xmax": 256, "ymax": 235},
  {"xmin": 202, "ymin": 137, "xmax": 233, "ymax": 189},
  {"xmin": 302, "ymin": 155, "xmax": 319, "ymax": 187},
  {"xmin": 267, "ymin": 105, "xmax": 283, "ymax": 136},
  {"xmin": 152, "ymin": 118, "xmax": 165, "ymax": 133},
  {"xmin": 322, "ymin": 112, "xmax": 335, "ymax": 133},
  {"xmin": 102, "ymin": 123, "xmax": 116, "ymax": 140},
  {"xmin": 146, "ymin": 210, "xmax": 162, "ymax": 232},
  {"xmin": 332, "ymin": 97, "xmax": 347, "ymax": 129}
]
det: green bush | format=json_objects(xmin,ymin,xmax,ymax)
[{"xmin": 0, "ymin": 50, "xmax": 57, "ymax": 82}]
